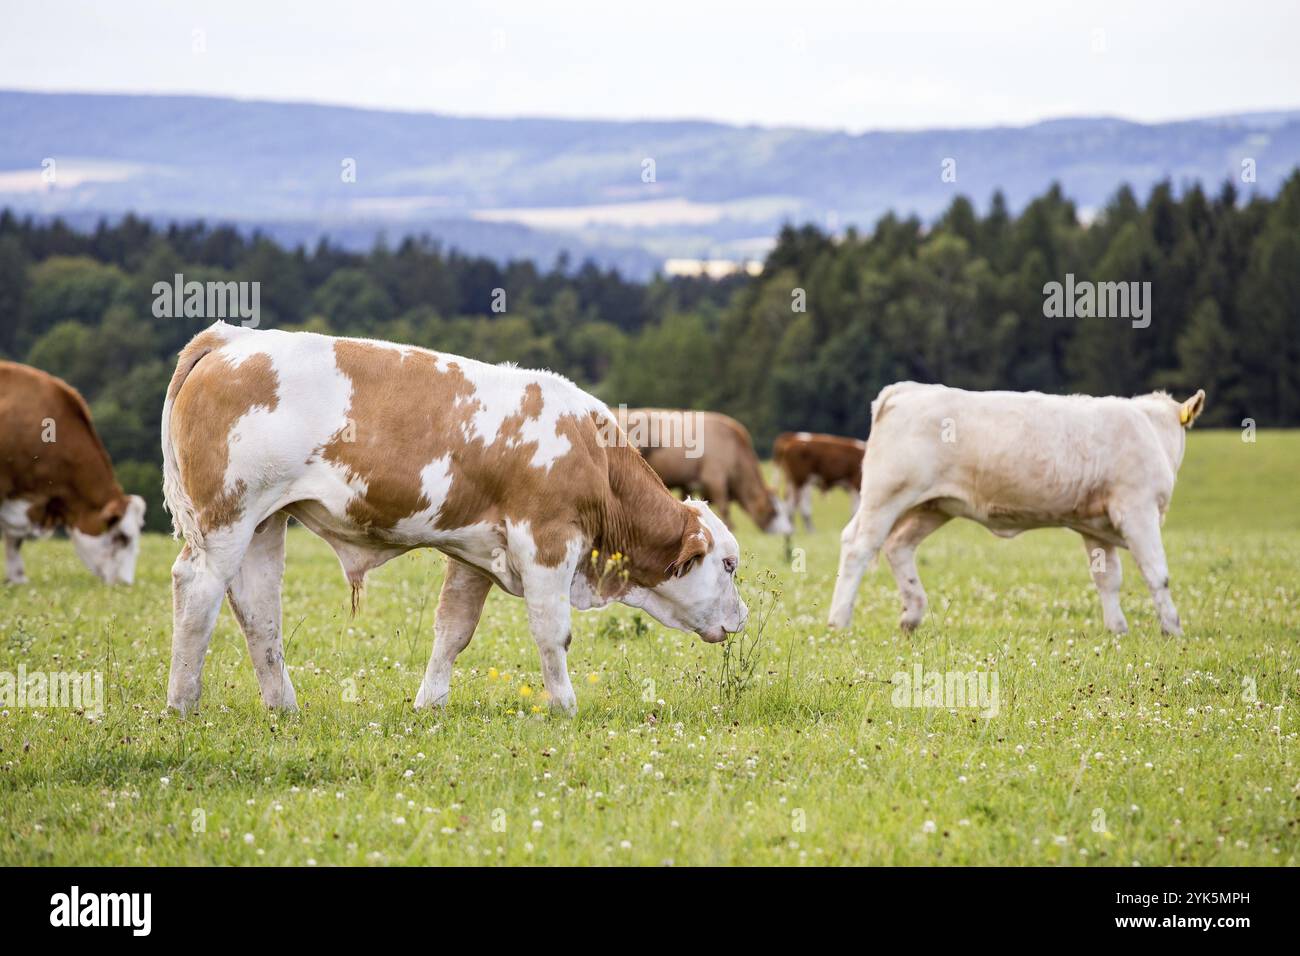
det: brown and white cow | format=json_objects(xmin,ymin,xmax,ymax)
[
  {"xmin": 161, "ymin": 322, "xmax": 747, "ymax": 715},
  {"xmin": 828, "ymin": 382, "xmax": 1206, "ymax": 636},
  {"xmin": 0, "ymin": 361, "xmax": 146, "ymax": 585},
  {"xmin": 615, "ymin": 408, "xmax": 792, "ymax": 535},
  {"xmin": 772, "ymin": 431, "xmax": 866, "ymax": 532}
]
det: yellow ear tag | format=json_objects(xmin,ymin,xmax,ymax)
[{"xmin": 1179, "ymin": 406, "xmax": 1190, "ymax": 425}]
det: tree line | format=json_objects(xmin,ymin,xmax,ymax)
[{"xmin": 1, "ymin": 172, "xmax": 1297, "ymax": 531}]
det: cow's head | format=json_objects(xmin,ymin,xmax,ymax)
[
  {"xmin": 764, "ymin": 492, "xmax": 794, "ymax": 535},
  {"xmin": 624, "ymin": 500, "xmax": 748, "ymax": 643},
  {"xmin": 1138, "ymin": 388, "xmax": 1207, "ymax": 474},
  {"xmin": 71, "ymin": 494, "xmax": 146, "ymax": 585}
]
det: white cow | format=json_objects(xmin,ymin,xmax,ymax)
[
  {"xmin": 161, "ymin": 322, "xmax": 747, "ymax": 715},
  {"xmin": 828, "ymin": 382, "xmax": 1206, "ymax": 636}
]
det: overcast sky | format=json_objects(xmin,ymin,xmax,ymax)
[{"xmin": 2, "ymin": 0, "xmax": 1297, "ymax": 131}]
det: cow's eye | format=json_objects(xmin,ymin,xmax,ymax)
[
  {"xmin": 113, "ymin": 532, "xmax": 129, "ymax": 547},
  {"xmin": 723, "ymin": 556, "xmax": 737, "ymax": 575}
]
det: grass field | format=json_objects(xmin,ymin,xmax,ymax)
[{"xmin": 2, "ymin": 431, "xmax": 1296, "ymax": 866}]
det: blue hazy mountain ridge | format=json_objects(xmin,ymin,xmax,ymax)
[{"xmin": 3, "ymin": 90, "xmax": 1298, "ymax": 274}]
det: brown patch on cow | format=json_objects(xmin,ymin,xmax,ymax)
[
  {"xmin": 321, "ymin": 342, "xmax": 478, "ymax": 530},
  {"xmin": 619, "ymin": 408, "xmax": 779, "ymax": 531},
  {"xmin": 773, "ymin": 432, "xmax": 865, "ymax": 494},
  {"xmin": 667, "ymin": 520, "xmax": 713, "ymax": 576},
  {"xmin": 321, "ymin": 342, "xmax": 612, "ymax": 567},
  {"xmin": 0, "ymin": 360, "xmax": 129, "ymax": 535},
  {"xmin": 166, "ymin": 327, "xmax": 229, "ymax": 403},
  {"xmin": 585, "ymin": 434, "xmax": 714, "ymax": 593},
  {"xmin": 171, "ymin": 350, "xmax": 280, "ymax": 533},
  {"xmin": 520, "ymin": 382, "xmax": 544, "ymax": 418}
]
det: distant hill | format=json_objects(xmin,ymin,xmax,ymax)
[{"xmin": 3, "ymin": 90, "xmax": 1298, "ymax": 276}]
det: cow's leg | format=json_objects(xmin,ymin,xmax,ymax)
[
  {"xmin": 884, "ymin": 508, "xmax": 949, "ymax": 631},
  {"xmin": 415, "ymin": 558, "xmax": 493, "ymax": 709},
  {"xmin": 4, "ymin": 534, "xmax": 27, "ymax": 584},
  {"xmin": 167, "ymin": 530, "xmax": 251, "ymax": 714},
  {"xmin": 847, "ymin": 488, "xmax": 861, "ymax": 520},
  {"xmin": 828, "ymin": 491, "xmax": 914, "ymax": 629},
  {"xmin": 704, "ymin": 481, "xmax": 733, "ymax": 528},
  {"xmin": 515, "ymin": 543, "xmax": 580, "ymax": 715},
  {"xmin": 1119, "ymin": 508, "xmax": 1182, "ymax": 636},
  {"xmin": 782, "ymin": 478, "xmax": 802, "ymax": 531},
  {"xmin": 1080, "ymin": 533, "xmax": 1127, "ymax": 635},
  {"xmin": 798, "ymin": 483, "xmax": 815, "ymax": 532},
  {"xmin": 524, "ymin": 582, "xmax": 578, "ymax": 715},
  {"xmin": 226, "ymin": 512, "xmax": 296, "ymax": 710}
]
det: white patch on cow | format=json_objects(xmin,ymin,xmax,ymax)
[
  {"xmin": 514, "ymin": 404, "xmax": 573, "ymax": 468},
  {"xmin": 389, "ymin": 454, "xmax": 455, "ymax": 541},
  {"xmin": 0, "ymin": 498, "xmax": 40, "ymax": 538},
  {"xmin": 505, "ymin": 522, "xmax": 584, "ymax": 713},
  {"xmin": 569, "ymin": 562, "xmax": 611, "ymax": 610},
  {"xmin": 69, "ymin": 495, "xmax": 146, "ymax": 585},
  {"xmin": 207, "ymin": 329, "xmax": 363, "ymax": 525},
  {"xmin": 1, "ymin": 498, "xmax": 45, "ymax": 584},
  {"xmin": 454, "ymin": 362, "xmax": 602, "ymax": 470},
  {"xmin": 624, "ymin": 500, "xmax": 747, "ymax": 640},
  {"xmin": 766, "ymin": 493, "xmax": 794, "ymax": 534},
  {"xmin": 427, "ymin": 519, "xmax": 518, "ymax": 594}
]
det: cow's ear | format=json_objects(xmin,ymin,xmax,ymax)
[
  {"xmin": 100, "ymin": 497, "xmax": 128, "ymax": 530},
  {"xmin": 667, "ymin": 519, "xmax": 712, "ymax": 578},
  {"xmin": 1179, "ymin": 389, "xmax": 1206, "ymax": 428}
]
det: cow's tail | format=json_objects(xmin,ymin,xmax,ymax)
[{"xmin": 161, "ymin": 324, "xmax": 234, "ymax": 548}]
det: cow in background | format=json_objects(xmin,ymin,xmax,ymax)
[
  {"xmin": 828, "ymin": 382, "xmax": 1206, "ymax": 636},
  {"xmin": 0, "ymin": 361, "xmax": 146, "ymax": 585},
  {"xmin": 617, "ymin": 408, "xmax": 792, "ymax": 535},
  {"xmin": 772, "ymin": 431, "xmax": 865, "ymax": 532}
]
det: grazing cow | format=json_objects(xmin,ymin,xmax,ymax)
[
  {"xmin": 828, "ymin": 382, "xmax": 1206, "ymax": 636},
  {"xmin": 772, "ymin": 431, "xmax": 866, "ymax": 532},
  {"xmin": 616, "ymin": 408, "xmax": 792, "ymax": 535},
  {"xmin": 0, "ymin": 361, "xmax": 146, "ymax": 585},
  {"xmin": 161, "ymin": 322, "xmax": 747, "ymax": 715}
]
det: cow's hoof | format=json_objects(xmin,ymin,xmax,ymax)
[
  {"xmin": 5, "ymin": 576, "xmax": 28, "ymax": 586},
  {"xmin": 1106, "ymin": 618, "xmax": 1129, "ymax": 636},
  {"xmin": 167, "ymin": 696, "xmax": 200, "ymax": 716},
  {"xmin": 549, "ymin": 697, "xmax": 578, "ymax": 717},
  {"xmin": 899, "ymin": 616, "xmax": 921, "ymax": 633},
  {"xmin": 413, "ymin": 684, "xmax": 449, "ymax": 709},
  {"xmin": 1161, "ymin": 621, "xmax": 1183, "ymax": 638}
]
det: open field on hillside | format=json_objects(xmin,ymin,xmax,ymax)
[{"xmin": 1, "ymin": 431, "xmax": 1296, "ymax": 865}]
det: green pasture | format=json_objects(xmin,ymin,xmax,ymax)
[{"xmin": 1, "ymin": 431, "xmax": 1295, "ymax": 865}]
